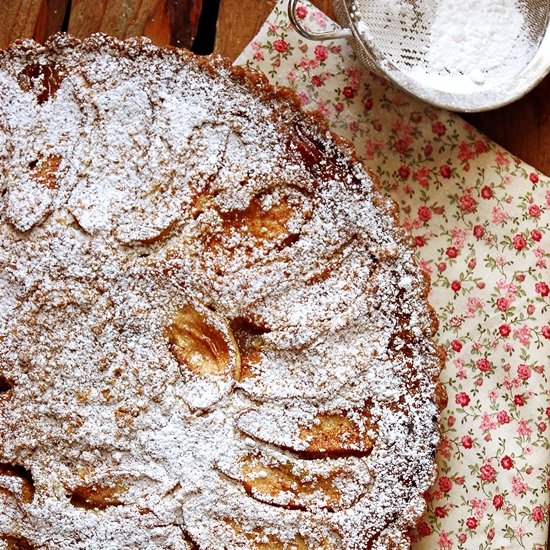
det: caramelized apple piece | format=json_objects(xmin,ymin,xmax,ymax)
[
  {"xmin": 5, "ymin": 153, "xmax": 62, "ymax": 231},
  {"xmin": 220, "ymin": 196, "xmax": 293, "ymax": 241},
  {"xmin": 237, "ymin": 407, "xmax": 375, "ymax": 457},
  {"xmin": 204, "ymin": 194, "xmax": 301, "ymax": 266},
  {"xmin": 0, "ymin": 374, "xmax": 14, "ymax": 394},
  {"xmin": 69, "ymin": 482, "xmax": 125, "ymax": 510},
  {"xmin": 18, "ymin": 62, "xmax": 65, "ymax": 104},
  {"xmin": 0, "ymin": 463, "xmax": 35, "ymax": 503},
  {"xmin": 0, "ymin": 534, "xmax": 36, "ymax": 550},
  {"xmin": 29, "ymin": 155, "xmax": 61, "ymax": 189},
  {"xmin": 298, "ymin": 413, "xmax": 374, "ymax": 455},
  {"xmin": 288, "ymin": 121, "xmax": 343, "ymax": 183},
  {"xmin": 167, "ymin": 304, "xmax": 240, "ymax": 380},
  {"xmin": 232, "ymin": 453, "xmax": 368, "ymax": 511},
  {"xmin": 230, "ymin": 317, "xmax": 269, "ymax": 354},
  {"xmin": 238, "ymin": 351, "xmax": 262, "ymax": 380},
  {"xmin": 225, "ymin": 520, "xmax": 332, "ymax": 549},
  {"xmin": 244, "ymin": 532, "xmax": 309, "ymax": 550},
  {"xmin": 230, "ymin": 317, "xmax": 269, "ymax": 380},
  {"xmin": 240, "ymin": 458, "xmax": 339, "ymax": 510}
]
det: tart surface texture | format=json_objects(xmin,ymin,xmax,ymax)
[{"xmin": 0, "ymin": 34, "xmax": 443, "ymax": 550}]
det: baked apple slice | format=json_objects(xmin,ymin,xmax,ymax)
[
  {"xmin": 237, "ymin": 405, "xmax": 375, "ymax": 457},
  {"xmin": 0, "ymin": 462, "xmax": 35, "ymax": 504},
  {"xmin": 225, "ymin": 521, "xmax": 331, "ymax": 550},
  {"xmin": 167, "ymin": 302, "xmax": 240, "ymax": 410},
  {"xmin": 220, "ymin": 451, "xmax": 370, "ymax": 512},
  {"xmin": 5, "ymin": 153, "xmax": 62, "ymax": 232}
]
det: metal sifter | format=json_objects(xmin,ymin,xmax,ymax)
[{"xmin": 289, "ymin": 0, "xmax": 550, "ymax": 112}]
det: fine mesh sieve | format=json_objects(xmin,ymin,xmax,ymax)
[{"xmin": 289, "ymin": 0, "xmax": 550, "ymax": 112}]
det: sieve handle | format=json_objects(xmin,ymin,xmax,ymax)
[{"xmin": 288, "ymin": 0, "xmax": 352, "ymax": 41}]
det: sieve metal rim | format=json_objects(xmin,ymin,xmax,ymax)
[{"xmin": 288, "ymin": 0, "xmax": 550, "ymax": 112}]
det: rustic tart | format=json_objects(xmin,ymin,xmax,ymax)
[{"xmin": 0, "ymin": 34, "xmax": 445, "ymax": 549}]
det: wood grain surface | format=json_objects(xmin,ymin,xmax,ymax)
[
  {"xmin": 0, "ymin": 0, "xmax": 70, "ymax": 47},
  {"xmin": 0, "ymin": 0, "xmax": 547, "ymax": 173},
  {"xmin": 68, "ymin": 0, "xmax": 202, "ymax": 47},
  {"xmin": 463, "ymin": 77, "xmax": 550, "ymax": 175},
  {"xmin": 215, "ymin": 0, "xmax": 334, "ymax": 61},
  {"xmin": 0, "ymin": 0, "xmax": 202, "ymax": 49}
]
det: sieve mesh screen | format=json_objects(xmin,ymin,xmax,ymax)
[{"xmin": 327, "ymin": 0, "xmax": 550, "ymax": 109}]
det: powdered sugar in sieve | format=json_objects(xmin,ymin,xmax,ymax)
[
  {"xmin": 289, "ymin": 0, "xmax": 550, "ymax": 111},
  {"xmin": 346, "ymin": 0, "xmax": 550, "ymax": 110}
]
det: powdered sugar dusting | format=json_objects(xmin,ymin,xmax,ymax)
[{"xmin": 0, "ymin": 34, "xmax": 442, "ymax": 549}]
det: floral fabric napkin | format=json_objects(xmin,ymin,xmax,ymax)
[{"xmin": 235, "ymin": 2, "xmax": 550, "ymax": 548}]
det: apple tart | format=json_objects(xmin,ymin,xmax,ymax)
[{"xmin": 0, "ymin": 34, "xmax": 445, "ymax": 549}]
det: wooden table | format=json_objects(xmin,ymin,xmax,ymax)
[{"xmin": 1, "ymin": 0, "xmax": 548, "ymax": 174}]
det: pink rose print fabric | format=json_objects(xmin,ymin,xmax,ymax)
[{"xmin": 236, "ymin": 2, "xmax": 550, "ymax": 548}]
